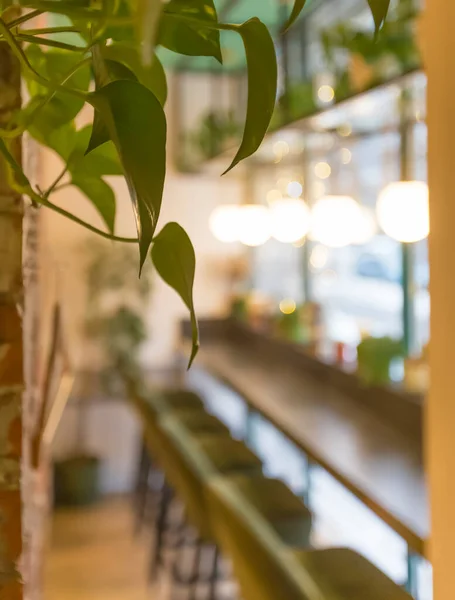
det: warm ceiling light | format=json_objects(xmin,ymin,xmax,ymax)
[
  {"xmin": 237, "ymin": 204, "xmax": 272, "ymax": 247},
  {"xmin": 209, "ymin": 204, "xmax": 240, "ymax": 243},
  {"xmin": 314, "ymin": 162, "xmax": 332, "ymax": 179},
  {"xmin": 273, "ymin": 140, "xmax": 290, "ymax": 163},
  {"xmin": 270, "ymin": 198, "xmax": 311, "ymax": 244},
  {"xmin": 377, "ymin": 181, "xmax": 429, "ymax": 243},
  {"xmin": 311, "ymin": 195, "xmax": 373, "ymax": 248},
  {"xmin": 318, "ymin": 84, "xmax": 335, "ymax": 103},
  {"xmin": 341, "ymin": 148, "xmax": 352, "ymax": 164},
  {"xmin": 279, "ymin": 298, "xmax": 297, "ymax": 314},
  {"xmin": 350, "ymin": 207, "xmax": 377, "ymax": 245}
]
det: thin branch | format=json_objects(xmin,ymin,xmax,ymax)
[
  {"xmin": 15, "ymin": 33, "xmax": 85, "ymax": 51},
  {"xmin": 44, "ymin": 165, "xmax": 68, "ymax": 197},
  {"xmin": 33, "ymin": 193, "xmax": 138, "ymax": 243},
  {"xmin": 5, "ymin": 9, "xmax": 42, "ymax": 29},
  {"xmin": 0, "ymin": 17, "xmax": 87, "ymax": 101},
  {"xmin": 52, "ymin": 183, "xmax": 71, "ymax": 192},
  {"xmin": 22, "ymin": 25, "xmax": 80, "ymax": 34}
]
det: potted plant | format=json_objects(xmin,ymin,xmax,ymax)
[{"xmin": 357, "ymin": 336, "xmax": 404, "ymax": 386}]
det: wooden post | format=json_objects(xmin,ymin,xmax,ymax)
[
  {"xmin": 425, "ymin": 1, "xmax": 455, "ymax": 599},
  {"xmin": 0, "ymin": 20, "xmax": 24, "ymax": 600}
]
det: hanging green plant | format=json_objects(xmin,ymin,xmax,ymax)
[{"xmin": 0, "ymin": 0, "xmax": 390, "ymax": 367}]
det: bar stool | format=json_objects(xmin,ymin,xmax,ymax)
[
  {"xmin": 160, "ymin": 416, "xmax": 312, "ymax": 600},
  {"xmin": 147, "ymin": 408, "xmax": 232, "ymax": 580},
  {"xmin": 131, "ymin": 387, "xmax": 206, "ymax": 533},
  {"xmin": 207, "ymin": 477, "xmax": 413, "ymax": 600}
]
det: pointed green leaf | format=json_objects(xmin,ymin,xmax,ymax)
[
  {"xmin": 72, "ymin": 176, "xmax": 116, "ymax": 233},
  {"xmin": 86, "ymin": 113, "xmax": 110, "ymax": 154},
  {"xmin": 88, "ymin": 79, "xmax": 166, "ymax": 271},
  {"xmin": 86, "ymin": 53, "xmax": 142, "ymax": 155},
  {"xmin": 367, "ymin": 0, "xmax": 390, "ymax": 33},
  {"xmin": 0, "ymin": 139, "xmax": 30, "ymax": 189},
  {"xmin": 222, "ymin": 18, "xmax": 277, "ymax": 173},
  {"xmin": 102, "ymin": 45, "xmax": 167, "ymax": 105},
  {"xmin": 159, "ymin": 0, "xmax": 222, "ymax": 63},
  {"xmin": 282, "ymin": 0, "xmax": 307, "ymax": 32},
  {"xmin": 151, "ymin": 222, "xmax": 199, "ymax": 368},
  {"xmin": 69, "ymin": 126, "xmax": 123, "ymax": 178}
]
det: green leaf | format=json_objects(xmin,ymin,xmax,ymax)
[
  {"xmin": 72, "ymin": 176, "xmax": 116, "ymax": 233},
  {"xmin": 367, "ymin": 0, "xmax": 390, "ymax": 33},
  {"xmin": 0, "ymin": 139, "xmax": 30, "ymax": 189},
  {"xmin": 282, "ymin": 0, "xmax": 307, "ymax": 32},
  {"xmin": 29, "ymin": 120, "xmax": 77, "ymax": 161},
  {"xmin": 104, "ymin": 58, "xmax": 138, "ymax": 82},
  {"xmin": 20, "ymin": 0, "xmax": 101, "ymax": 19},
  {"xmin": 69, "ymin": 126, "xmax": 123, "ymax": 178},
  {"xmin": 159, "ymin": 0, "xmax": 222, "ymax": 63},
  {"xmin": 151, "ymin": 222, "xmax": 199, "ymax": 368},
  {"xmin": 88, "ymin": 79, "xmax": 166, "ymax": 271},
  {"xmin": 86, "ymin": 113, "xmax": 110, "ymax": 154},
  {"xmin": 24, "ymin": 47, "xmax": 90, "ymax": 130},
  {"xmin": 222, "ymin": 18, "xmax": 277, "ymax": 173},
  {"xmin": 101, "ymin": 45, "xmax": 167, "ymax": 105},
  {"xmin": 86, "ymin": 51, "xmax": 147, "ymax": 155}
]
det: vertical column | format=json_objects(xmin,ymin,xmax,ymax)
[
  {"xmin": 0, "ymin": 21, "xmax": 24, "ymax": 600},
  {"xmin": 425, "ymin": 2, "xmax": 455, "ymax": 599},
  {"xmin": 399, "ymin": 89, "xmax": 415, "ymax": 356}
]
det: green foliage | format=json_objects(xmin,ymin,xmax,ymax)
[
  {"xmin": 282, "ymin": 0, "xmax": 307, "ymax": 32},
  {"xmin": 367, "ymin": 0, "xmax": 391, "ymax": 34},
  {"xmin": 187, "ymin": 110, "xmax": 241, "ymax": 162},
  {"xmin": 221, "ymin": 18, "xmax": 277, "ymax": 173},
  {"xmin": 158, "ymin": 0, "xmax": 222, "ymax": 62},
  {"xmin": 151, "ymin": 222, "xmax": 199, "ymax": 368},
  {"xmin": 0, "ymin": 0, "xmax": 391, "ymax": 367},
  {"xmin": 88, "ymin": 79, "xmax": 167, "ymax": 270},
  {"xmin": 357, "ymin": 336, "xmax": 404, "ymax": 385}
]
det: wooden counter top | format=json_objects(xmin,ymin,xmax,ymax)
[{"xmin": 187, "ymin": 321, "xmax": 428, "ymax": 556}]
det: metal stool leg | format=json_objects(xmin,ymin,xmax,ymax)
[
  {"xmin": 208, "ymin": 546, "xmax": 219, "ymax": 600},
  {"xmin": 149, "ymin": 481, "xmax": 172, "ymax": 582},
  {"xmin": 188, "ymin": 538, "xmax": 202, "ymax": 600},
  {"xmin": 133, "ymin": 439, "xmax": 150, "ymax": 535}
]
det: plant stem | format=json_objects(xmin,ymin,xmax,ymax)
[
  {"xmin": 0, "ymin": 17, "xmax": 88, "ymax": 101},
  {"xmin": 31, "ymin": 193, "xmax": 137, "ymax": 243},
  {"xmin": 22, "ymin": 26, "xmax": 80, "ymax": 34},
  {"xmin": 15, "ymin": 33, "xmax": 85, "ymax": 51},
  {"xmin": 4, "ymin": 9, "xmax": 42, "ymax": 28},
  {"xmin": 52, "ymin": 183, "xmax": 71, "ymax": 192},
  {"xmin": 45, "ymin": 166, "xmax": 68, "ymax": 197}
]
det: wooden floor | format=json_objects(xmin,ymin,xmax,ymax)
[{"xmin": 44, "ymin": 497, "xmax": 156, "ymax": 600}]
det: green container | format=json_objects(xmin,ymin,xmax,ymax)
[{"xmin": 54, "ymin": 455, "xmax": 100, "ymax": 507}]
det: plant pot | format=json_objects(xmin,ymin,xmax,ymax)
[{"xmin": 53, "ymin": 455, "xmax": 100, "ymax": 507}]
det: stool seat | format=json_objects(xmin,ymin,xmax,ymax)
[
  {"xmin": 168, "ymin": 408, "xmax": 230, "ymax": 436},
  {"xmin": 294, "ymin": 548, "xmax": 412, "ymax": 600},
  {"xmin": 225, "ymin": 474, "xmax": 312, "ymax": 547},
  {"xmin": 153, "ymin": 390, "xmax": 205, "ymax": 412}
]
